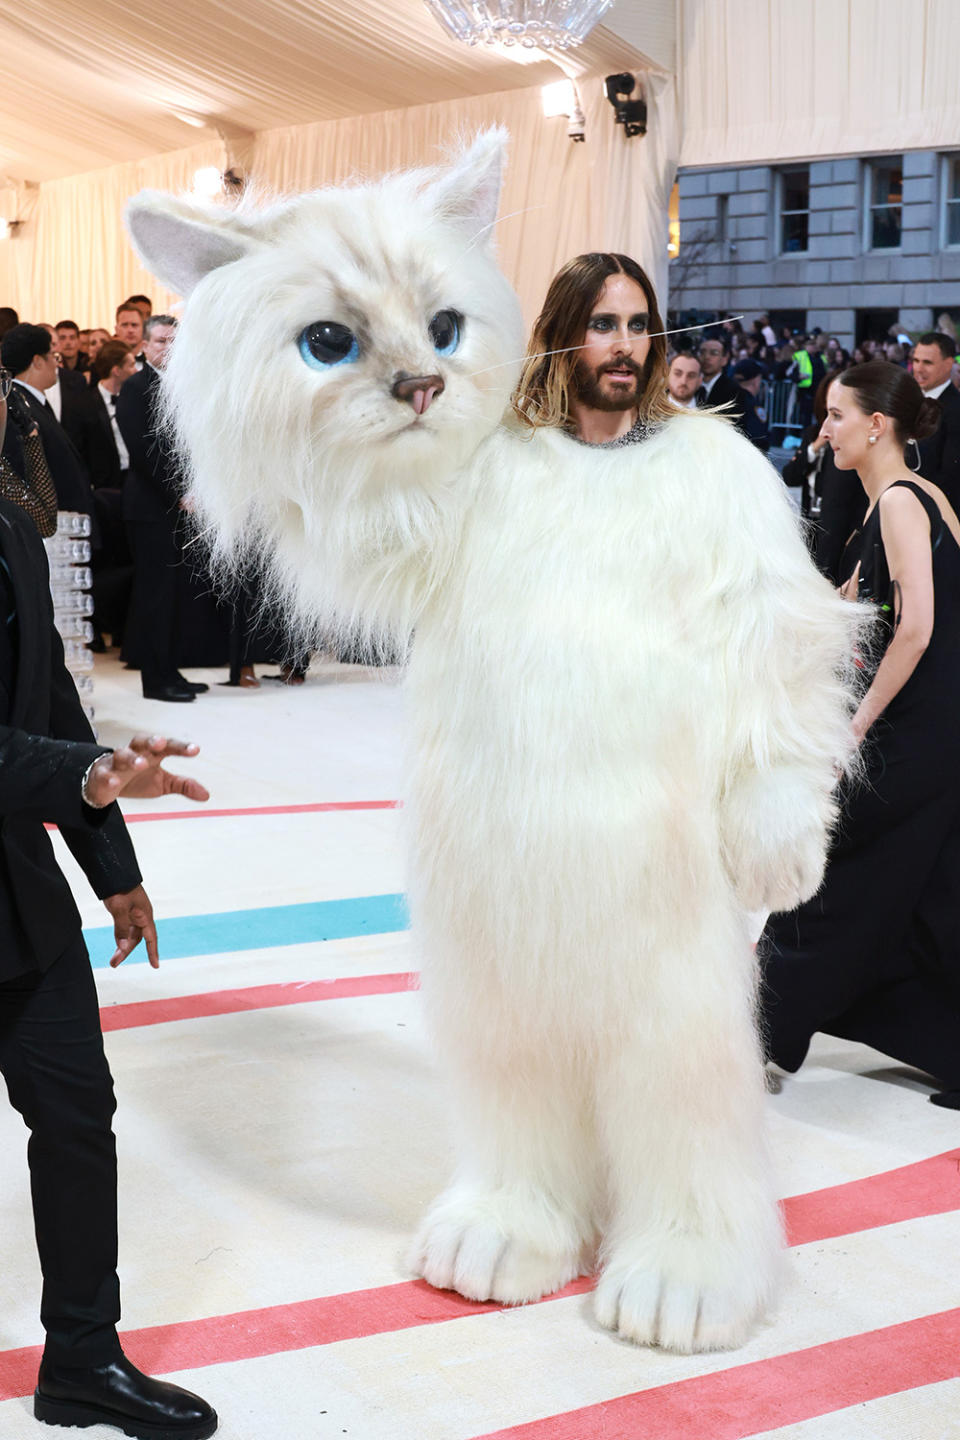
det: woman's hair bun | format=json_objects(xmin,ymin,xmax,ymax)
[{"xmin": 912, "ymin": 395, "xmax": 942, "ymax": 443}]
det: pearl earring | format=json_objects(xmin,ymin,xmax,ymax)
[{"xmin": 868, "ymin": 435, "xmax": 877, "ymax": 445}]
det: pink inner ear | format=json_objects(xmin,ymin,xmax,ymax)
[{"xmin": 430, "ymin": 131, "xmax": 507, "ymax": 232}]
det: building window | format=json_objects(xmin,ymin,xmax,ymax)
[
  {"xmin": 943, "ymin": 156, "xmax": 960, "ymax": 247},
  {"xmin": 716, "ymin": 193, "xmax": 728, "ymax": 244},
  {"xmin": 778, "ymin": 168, "xmax": 809, "ymax": 254},
  {"xmin": 867, "ymin": 159, "xmax": 902, "ymax": 249}
]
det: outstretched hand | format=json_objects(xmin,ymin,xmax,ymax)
[
  {"xmin": 103, "ymin": 884, "xmax": 159, "ymax": 968},
  {"xmin": 84, "ymin": 734, "xmax": 210, "ymax": 807}
]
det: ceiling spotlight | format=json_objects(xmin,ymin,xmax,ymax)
[
  {"xmin": 604, "ymin": 73, "xmax": 647, "ymax": 138},
  {"xmin": 191, "ymin": 166, "xmax": 224, "ymax": 199},
  {"xmin": 541, "ymin": 79, "xmax": 586, "ymax": 141},
  {"xmin": 542, "ymin": 79, "xmax": 576, "ymax": 118}
]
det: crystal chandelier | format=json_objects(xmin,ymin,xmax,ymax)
[{"xmin": 424, "ymin": 0, "xmax": 616, "ymax": 50}]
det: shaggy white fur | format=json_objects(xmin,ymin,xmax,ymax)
[{"xmin": 126, "ymin": 132, "xmax": 864, "ymax": 1354}]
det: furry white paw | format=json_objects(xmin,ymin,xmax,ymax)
[
  {"xmin": 410, "ymin": 1188, "xmax": 589, "ymax": 1304},
  {"xmin": 736, "ymin": 818, "xmax": 827, "ymax": 913},
  {"xmin": 721, "ymin": 769, "xmax": 833, "ymax": 914},
  {"xmin": 594, "ymin": 1234, "xmax": 777, "ymax": 1353}
]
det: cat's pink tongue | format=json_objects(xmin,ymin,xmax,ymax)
[{"xmin": 413, "ymin": 384, "xmax": 441, "ymax": 415}]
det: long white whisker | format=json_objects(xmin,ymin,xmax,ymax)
[
  {"xmin": 463, "ymin": 204, "xmax": 547, "ymax": 255},
  {"xmin": 466, "ymin": 316, "xmax": 746, "ymax": 380}
]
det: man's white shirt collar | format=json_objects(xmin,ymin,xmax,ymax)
[
  {"xmin": 923, "ymin": 379, "xmax": 952, "ymax": 401},
  {"xmin": 702, "ymin": 372, "xmax": 722, "ymax": 397},
  {"xmin": 15, "ymin": 378, "xmax": 48, "ymax": 405}
]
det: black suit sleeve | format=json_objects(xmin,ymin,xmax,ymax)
[
  {"xmin": 3, "ymin": 507, "xmax": 142, "ymax": 897},
  {"xmin": 116, "ymin": 371, "xmax": 180, "ymax": 509},
  {"xmin": 48, "ymin": 613, "xmax": 143, "ymax": 899},
  {"xmin": 781, "ymin": 425, "xmax": 820, "ymax": 488}
]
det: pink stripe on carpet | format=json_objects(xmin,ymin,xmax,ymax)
[
  {"xmin": 1, "ymin": 1151, "xmax": 957, "ymax": 1402},
  {"xmin": 471, "ymin": 1307, "xmax": 960, "ymax": 1440},
  {"xmin": 47, "ymin": 800, "xmax": 400, "ymax": 831},
  {"xmin": 782, "ymin": 1147, "xmax": 960, "ymax": 1244},
  {"xmin": 99, "ymin": 972, "xmax": 420, "ymax": 1031}
]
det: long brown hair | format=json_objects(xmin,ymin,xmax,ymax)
[{"xmin": 511, "ymin": 252, "xmax": 675, "ymax": 430}]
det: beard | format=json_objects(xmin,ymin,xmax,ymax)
[{"xmin": 573, "ymin": 356, "xmax": 644, "ymax": 412}]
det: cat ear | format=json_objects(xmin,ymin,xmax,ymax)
[
  {"xmin": 125, "ymin": 191, "xmax": 259, "ymax": 298},
  {"xmin": 426, "ymin": 127, "xmax": 508, "ymax": 239}
]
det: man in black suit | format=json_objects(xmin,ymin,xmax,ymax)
[
  {"xmin": 87, "ymin": 342, "xmax": 137, "ymax": 488},
  {"xmin": 0, "ymin": 373, "xmax": 216, "ymax": 1437},
  {"xmin": 696, "ymin": 335, "xmax": 752, "ymax": 439},
  {"xmin": 55, "ymin": 320, "xmax": 90, "ymax": 376},
  {"xmin": 913, "ymin": 331, "xmax": 960, "ymax": 510},
  {"xmin": 1, "ymin": 325, "xmax": 96, "ymax": 522},
  {"xmin": 116, "ymin": 316, "xmax": 207, "ymax": 703},
  {"xmin": 81, "ymin": 342, "xmax": 140, "ymax": 648},
  {"xmin": 730, "ymin": 358, "xmax": 770, "ymax": 453},
  {"xmin": 114, "ymin": 304, "xmax": 145, "ymax": 370}
]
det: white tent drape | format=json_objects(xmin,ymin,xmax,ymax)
[
  {"xmin": 4, "ymin": 74, "xmax": 677, "ymax": 332},
  {"xmin": 13, "ymin": 140, "xmax": 226, "ymax": 328},
  {"xmin": 680, "ymin": 0, "xmax": 960, "ymax": 168}
]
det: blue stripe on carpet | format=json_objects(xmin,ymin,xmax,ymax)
[{"xmin": 83, "ymin": 892, "xmax": 409, "ymax": 968}]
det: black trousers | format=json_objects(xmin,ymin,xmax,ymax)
[
  {"xmin": 0, "ymin": 937, "xmax": 122, "ymax": 1366},
  {"xmin": 126, "ymin": 517, "xmax": 181, "ymax": 693}
]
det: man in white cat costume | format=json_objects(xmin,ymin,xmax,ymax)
[{"xmin": 126, "ymin": 132, "xmax": 860, "ymax": 1354}]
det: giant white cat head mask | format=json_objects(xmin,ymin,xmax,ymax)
[{"xmin": 125, "ymin": 130, "xmax": 524, "ymax": 638}]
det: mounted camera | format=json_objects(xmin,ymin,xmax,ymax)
[{"xmin": 604, "ymin": 72, "xmax": 647, "ymax": 138}]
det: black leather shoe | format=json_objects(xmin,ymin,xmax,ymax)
[
  {"xmin": 142, "ymin": 685, "xmax": 196, "ymax": 703},
  {"xmin": 175, "ymin": 675, "xmax": 209, "ymax": 694},
  {"xmin": 35, "ymin": 1354, "xmax": 217, "ymax": 1438}
]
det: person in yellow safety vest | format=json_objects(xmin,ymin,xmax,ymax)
[
  {"xmin": 789, "ymin": 334, "xmax": 825, "ymax": 427},
  {"xmin": 793, "ymin": 345, "xmax": 813, "ymax": 390}
]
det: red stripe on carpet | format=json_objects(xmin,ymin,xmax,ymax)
[
  {"xmin": 471, "ymin": 1307, "xmax": 960, "ymax": 1440},
  {"xmin": 1, "ymin": 1150, "xmax": 958, "ymax": 1402},
  {"xmin": 46, "ymin": 800, "xmax": 400, "ymax": 831},
  {"xmin": 0, "ymin": 1280, "xmax": 520, "ymax": 1402},
  {"xmin": 782, "ymin": 1148, "xmax": 960, "ymax": 1244},
  {"xmin": 99, "ymin": 972, "xmax": 420, "ymax": 1031}
]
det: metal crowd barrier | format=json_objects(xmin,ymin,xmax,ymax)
[{"xmin": 759, "ymin": 379, "xmax": 803, "ymax": 441}]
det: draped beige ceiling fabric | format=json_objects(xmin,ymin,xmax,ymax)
[
  {"xmin": 0, "ymin": 0, "xmax": 676, "ymax": 327},
  {"xmin": 679, "ymin": 0, "xmax": 960, "ymax": 168},
  {"xmin": 0, "ymin": 0, "xmax": 650, "ymax": 185},
  {"xmin": 9, "ymin": 73, "xmax": 676, "ymax": 330}
]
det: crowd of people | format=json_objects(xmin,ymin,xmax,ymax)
[
  {"xmin": 0, "ymin": 299, "xmax": 307, "ymax": 702},
  {"xmin": 664, "ymin": 319, "xmax": 960, "ymax": 583}
]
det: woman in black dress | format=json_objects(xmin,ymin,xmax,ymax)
[
  {"xmin": 761, "ymin": 362, "xmax": 960, "ymax": 1107},
  {"xmin": 782, "ymin": 374, "xmax": 867, "ymax": 582}
]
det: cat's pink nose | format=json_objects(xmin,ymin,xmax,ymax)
[{"xmin": 392, "ymin": 373, "xmax": 445, "ymax": 415}]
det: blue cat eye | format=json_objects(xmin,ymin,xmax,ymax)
[
  {"xmin": 298, "ymin": 321, "xmax": 360, "ymax": 370},
  {"xmin": 428, "ymin": 309, "xmax": 462, "ymax": 358}
]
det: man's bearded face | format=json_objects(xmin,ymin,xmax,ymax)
[
  {"xmin": 573, "ymin": 353, "xmax": 645, "ymax": 412},
  {"xmin": 571, "ymin": 273, "xmax": 653, "ymax": 413}
]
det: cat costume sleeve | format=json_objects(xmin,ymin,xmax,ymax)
[{"xmin": 126, "ymin": 131, "xmax": 866, "ymax": 1354}]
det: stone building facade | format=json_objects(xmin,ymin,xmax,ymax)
[{"xmin": 669, "ymin": 150, "xmax": 960, "ymax": 347}]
